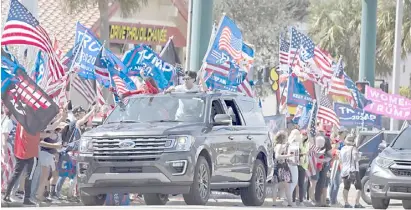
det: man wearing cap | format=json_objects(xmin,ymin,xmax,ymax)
[{"xmin": 165, "ymin": 71, "xmax": 199, "ymax": 93}]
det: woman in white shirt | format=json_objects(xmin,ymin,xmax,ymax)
[
  {"xmin": 339, "ymin": 135, "xmax": 364, "ymax": 208},
  {"xmin": 286, "ymin": 129, "xmax": 301, "ymax": 206}
]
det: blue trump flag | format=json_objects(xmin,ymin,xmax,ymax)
[
  {"xmin": 101, "ymin": 49, "xmax": 137, "ymax": 102},
  {"xmin": 205, "ymin": 15, "xmax": 243, "ymax": 65},
  {"xmin": 122, "ymin": 44, "xmax": 144, "ymax": 68},
  {"xmin": 286, "ymin": 75, "xmax": 314, "ymax": 106},
  {"xmin": 74, "ymin": 22, "xmax": 102, "ymax": 79},
  {"xmin": 125, "ymin": 45, "xmax": 170, "ymax": 89},
  {"xmin": 334, "ymin": 102, "xmax": 381, "ymax": 128}
]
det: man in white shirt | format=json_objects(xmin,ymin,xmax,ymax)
[
  {"xmin": 165, "ymin": 71, "xmax": 199, "ymax": 93},
  {"xmin": 339, "ymin": 135, "xmax": 364, "ymax": 208}
]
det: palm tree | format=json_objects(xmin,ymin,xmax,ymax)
[
  {"xmin": 308, "ymin": 0, "xmax": 411, "ymax": 80},
  {"xmin": 62, "ymin": 0, "xmax": 148, "ymax": 46}
]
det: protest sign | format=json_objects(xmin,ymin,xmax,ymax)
[
  {"xmin": 286, "ymin": 76, "xmax": 314, "ymax": 106},
  {"xmin": 334, "ymin": 102, "xmax": 381, "ymax": 128},
  {"xmin": 364, "ymin": 86, "xmax": 411, "ymax": 120}
]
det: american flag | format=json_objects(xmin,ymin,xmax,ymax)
[
  {"xmin": 112, "ymin": 75, "xmax": 128, "ymax": 95},
  {"xmin": 279, "ymin": 36, "xmax": 289, "ymax": 65},
  {"xmin": 1, "ymin": 0, "xmax": 64, "ymax": 81},
  {"xmin": 96, "ymin": 82, "xmax": 106, "ymax": 106},
  {"xmin": 218, "ymin": 27, "xmax": 242, "ymax": 60},
  {"xmin": 306, "ymin": 144, "xmax": 322, "ymax": 177},
  {"xmin": 202, "ymin": 62, "xmax": 253, "ymax": 97},
  {"xmin": 72, "ymin": 74, "xmax": 96, "ymax": 104},
  {"xmin": 1, "ymin": 141, "xmax": 15, "ymax": 191},
  {"xmin": 328, "ymin": 58, "xmax": 353, "ymax": 100},
  {"xmin": 318, "ymin": 91, "xmax": 340, "ymax": 128},
  {"xmin": 52, "ymin": 36, "xmax": 63, "ymax": 60},
  {"xmin": 289, "ymin": 28, "xmax": 333, "ymax": 85},
  {"xmin": 313, "ymin": 47, "xmax": 334, "ymax": 83}
]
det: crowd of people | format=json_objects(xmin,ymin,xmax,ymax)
[
  {"xmin": 1, "ymin": 101, "xmax": 110, "ymax": 205},
  {"xmin": 1, "ymin": 70, "xmax": 366, "ymax": 208},
  {"xmin": 0, "ymin": 70, "xmax": 200, "ymax": 206},
  {"xmin": 270, "ymin": 124, "xmax": 365, "ymax": 208}
]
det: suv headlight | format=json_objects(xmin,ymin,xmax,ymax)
[
  {"xmin": 375, "ymin": 156, "xmax": 394, "ymax": 168},
  {"xmin": 79, "ymin": 136, "xmax": 93, "ymax": 153},
  {"xmin": 166, "ymin": 136, "xmax": 194, "ymax": 152}
]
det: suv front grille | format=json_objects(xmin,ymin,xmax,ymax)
[
  {"xmin": 390, "ymin": 168, "xmax": 411, "ymax": 177},
  {"xmin": 92, "ymin": 136, "xmax": 173, "ymax": 162},
  {"xmin": 390, "ymin": 160, "xmax": 411, "ymax": 177}
]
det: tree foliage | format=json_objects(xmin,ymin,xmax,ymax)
[
  {"xmin": 308, "ymin": 0, "xmax": 411, "ymax": 80},
  {"xmin": 213, "ymin": 0, "xmax": 309, "ymax": 97},
  {"xmin": 213, "ymin": 0, "xmax": 309, "ymax": 67}
]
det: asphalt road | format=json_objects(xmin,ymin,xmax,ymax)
[{"xmin": 4, "ymin": 204, "xmax": 406, "ymax": 210}]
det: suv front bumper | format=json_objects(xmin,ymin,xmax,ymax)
[
  {"xmin": 370, "ymin": 163, "xmax": 411, "ymax": 200},
  {"xmin": 77, "ymin": 151, "xmax": 195, "ymax": 195}
]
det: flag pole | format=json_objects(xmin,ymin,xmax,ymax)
[{"xmin": 67, "ymin": 31, "xmax": 88, "ymax": 101}]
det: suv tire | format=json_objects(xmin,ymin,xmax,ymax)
[
  {"xmin": 240, "ymin": 159, "xmax": 266, "ymax": 206},
  {"xmin": 360, "ymin": 176, "xmax": 371, "ymax": 205},
  {"xmin": 402, "ymin": 200, "xmax": 411, "ymax": 209},
  {"xmin": 371, "ymin": 197, "xmax": 390, "ymax": 209},
  {"xmin": 143, "ymin": 193, "xmax": 169, "ymax": 205},
  {"xmin": 80, "ymin": 191, "xmax": 106, "ymax": 206},
  {"xmin": 183, "ymin": 156, "xmax": 210, "ymax": 205}
]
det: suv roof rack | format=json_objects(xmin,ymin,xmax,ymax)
[{"xmin": 207, "ymin": 89, "xmax": 247, "ymax": 96}]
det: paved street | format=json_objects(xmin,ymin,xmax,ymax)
[{"xmin": 3, "ymin": 204, "xmax": 406, "ymax": 210}]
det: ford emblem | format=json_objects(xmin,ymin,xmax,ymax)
[{"xmin": 119, "ymin": 140, "xmax": 135, "ymax": 148}]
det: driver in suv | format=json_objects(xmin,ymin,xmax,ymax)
[{"xmin": 370, "ymin": 125, "xmax": 411, "ymax": 209}]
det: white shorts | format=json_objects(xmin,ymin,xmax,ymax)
[{"xmin": 38, "ymin": 150, "xmax": 56, "ymax": 171}]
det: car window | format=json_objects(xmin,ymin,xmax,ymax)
[
  {"xmin": 223, "ymin": 99, "xmax": 243, "ymax": 126},
  {"xmin": 384, "ymin": 133, "xmax": 398, "ymax": 144},
  {"xmin": 357, "ymin": 134, "xmax": 375, "ymax": 146},
  {"xmin": 236, "ymin": 99, "xmax": 265, "ymax": 127},
  {"xmin": 391, "ymin": 127, "xmax": 411, "ymax": 150},
  {"xmin": 210, "ymin": 100, "xmax": 225, "ymax": 123}
]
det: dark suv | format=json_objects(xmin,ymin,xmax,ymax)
[{"xmin": 77, "ymin": 91, "xmax": 273, "ymax": 206}]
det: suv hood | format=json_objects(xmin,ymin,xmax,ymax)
[
  {"xmin": 380, "ymin": 147, "xmax": 411, "ymax": 161},
  {"xmin": 84, "ymin": 122, "xmax": 206, "ymax": 137}
]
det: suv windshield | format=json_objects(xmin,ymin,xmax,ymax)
[
  {"xmin": 106, "ymin": 95, "xmax": 206, "ymax": 124},
  {"xmin": 391, "ymin": 127, "xmax": 411, "ymax": 150}
]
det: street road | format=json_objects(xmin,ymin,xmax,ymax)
[{"xmin": 6, "ymin": 204, "xmax": 406, "ymax": 210}]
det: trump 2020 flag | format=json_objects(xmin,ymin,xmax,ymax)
[
  {"xmin": 1, "ymin": 67, "xmax": 59, "ymax": 135},
  {"xmin": 74, "ymin": 22, "xmax": 102, "ymax": 79},
  {"xmin": 205, "ymin": 15, "xmax": 243, "ymax": 66}
]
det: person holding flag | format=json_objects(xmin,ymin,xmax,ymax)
[{"xmin": 120, "ymin": 67, "xmax": 159, "ymax": 98}]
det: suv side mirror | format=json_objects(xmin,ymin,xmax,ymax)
[
  {"xmin": 213, "ymin": 114, "xmax": 232, "ymax": 126},
  {"xmin": 378, "ymin": 140, "xmax": 387, "ymax": 151},
  {"xmin": 92, "ymin": 117, "xmax": 104, "ymax": 127}
]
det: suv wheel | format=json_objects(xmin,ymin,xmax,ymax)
[
  {"xmin": 80, "ymin": 191, "xmax": 106, "ymax": 206},
  {"xmin": 360, "ymin": 176, "xmax": 371, "ymax": 205},
  {"xmin": 402, "ymin": 200, "xmax": 411, "ymax": 209},
  {"xmin": 240, "ymin": 159, "xmax": 266, "ymax": 206},
  {"xmin": 143, "ymin": 193, "xmax": 169, "ymax": 205},
  {"xmin": 183, "ymin": 156, "xmax": 210, "ymax": 205},
  {"xmin": 371, "ymin": 197, "xmax": 390, "ymax": 209}
]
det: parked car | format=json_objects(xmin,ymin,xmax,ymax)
[
  {"xmin": 77, "ymin": 91, "xmax": 273, "ymax": 206},
  {"xmin": 369, "ymin": 125, "xmax": 411, "ymax": 209},
  {"xmin": 357, "ymin": 130, "xmax": 400, "ymax": 204}
]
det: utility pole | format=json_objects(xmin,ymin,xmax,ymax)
[
  {"xmin": 359, "ymin": 0, "xmax": 378, "ymax": 87},
  {"xmin": 390, "ymin": 0, "xmax": 404, "ymax": 131},
  {"xmin": 184, "ymin": 0, "xmax": 193, "ymax": 71},
  {"xmin": 188, "ymin": 0, "xmax": 214, "ymax": 72}
]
